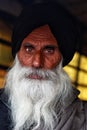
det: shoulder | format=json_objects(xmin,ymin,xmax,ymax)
[
  {"xmin": 81, "ymin": 100, "xmax": 87, "ymax": 129},
  {"xmin": 0, "ymin": 88, "xmax": 9, "ymax": 115},
  {"xmin": 0, "ymin": 88, "xmax": 5, "ymax": 107},
  {"xmin": 76, "ymin": 99, "xmax": 87, "ymax": 129},
  {"xmin": 83, "ymin": 100, "xmax": 87, "ymax": 106},
  {"xmin": 0, "ymin": 88, "xmax": 4, "ymax": 95},
  {"xmin": 0, "ymin": 88, "xmax": 10, "ymax": 111},
  {"xmin": 82, "ymin": 101, "xmax": 87, "ymax": 118},
  {"xmin": 74, "ymin": 98, "xmax": 87, "ymax": 112},
  {"xmin": 70, "ymin": 99, "xmax": 87, "ymax": 129},
  {"xmin": 0, "ymin": 88, "xmax": 11, "ymax": 130},
  {"xmin": 78, "ymin": 99, "xmax": 87, "ymax": 112}
]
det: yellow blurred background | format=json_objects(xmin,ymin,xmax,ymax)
[{"xmin": 64, "ymin": 52, "xmax": 87, "ymax": 100}]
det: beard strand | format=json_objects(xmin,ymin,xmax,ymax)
[{"xmin": 4, "ymin": 56, "xmax": 73, "ymax": 130}]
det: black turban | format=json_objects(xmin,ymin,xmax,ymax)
[{"xmin": 12, "ymin": 0, "xmax": 82, "ymax": 66}]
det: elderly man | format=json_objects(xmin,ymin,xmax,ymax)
[{"xmin": 0, "ymin": 1, "xmax": 87, "ymax": 130}]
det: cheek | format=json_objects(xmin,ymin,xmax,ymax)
[
  {"xmin": 17, "ymin": 51, "xmax": 33, "ymax": 66},
  {"xmin": 44, "ymin": 53, "xmax": 62, "ymax": 69}
]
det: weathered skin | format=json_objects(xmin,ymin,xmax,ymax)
[{"xmin": 18, "ymin": 25, "xmax": 62, "ymax": 71}]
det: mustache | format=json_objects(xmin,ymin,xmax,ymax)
[{"xmin": 16, "ymin": 66, "xmax": 58, "ymax": 81}]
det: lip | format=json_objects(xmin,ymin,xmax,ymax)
[{"xmin": 28, "ymin": 74, "xmax": 44, "ymax": 80}]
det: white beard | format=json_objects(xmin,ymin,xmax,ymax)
[{"xmin": 4, "ymin": 56, "xmax": 73, "ymax": 130}]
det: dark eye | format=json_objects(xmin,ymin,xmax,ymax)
[
  {"xmin": 23, "ymin": 43, "xmax": 34, "ymax": 53},
  {"xmin": 44, "ymin": 46, "xmax": 56, "ymax": 54}
]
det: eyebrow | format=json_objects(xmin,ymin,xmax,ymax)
[
  {"xmin": 23, "ymin": 43, "xmax": 35, "ymax": 47},
  {"xmin": 23, "ymin": 42, "xmax": 58, "ymax": 50},
  {"xmin": 43, "ymin": 45, "xmax": 58, "ymax": 49}
]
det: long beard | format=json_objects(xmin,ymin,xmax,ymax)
[{"xmin": 4, "ymin": 56, "xmax": 73, "ymax": 130}]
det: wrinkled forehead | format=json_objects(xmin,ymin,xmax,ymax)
[{"xmin": 23, "ymin": 24, "xmax": 57, "ymax": 43}]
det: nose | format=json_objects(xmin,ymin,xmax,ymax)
[{"xmin": 32, "ymin": 52, "xmax": 43, "ymax": 68}]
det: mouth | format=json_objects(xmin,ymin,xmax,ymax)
[{"xmin": 28, "ymin": 73, "xmax": 45, "ymax": 80}]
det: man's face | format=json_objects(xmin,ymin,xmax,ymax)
[{"xmin": 18, "ymin": 25, "xmax": 62, "ymax": 79}]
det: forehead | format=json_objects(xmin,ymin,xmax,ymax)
[{"xmin": 22, "ymin": 24, "xmax": 58, "ymax": 45}]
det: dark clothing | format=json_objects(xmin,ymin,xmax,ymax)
[
  {"xmin": 0, "ymin": 89, "xmax": 11, "ymax": 130},
  {"xmin": 0, "ymin": 88, "xmax": 87, "ymax": 130}
]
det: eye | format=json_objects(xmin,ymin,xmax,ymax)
[
  {"xmin": 44, "ymin": 46, "xmax": 56, "ymax": 54},
  {"xmin": 23, "ymin": 43, "xmax": 34, "ymax": 53}
]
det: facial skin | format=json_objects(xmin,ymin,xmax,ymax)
[{"xmin": 18, "ymin": 25, "xmax": 62, "ymax": 79}]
